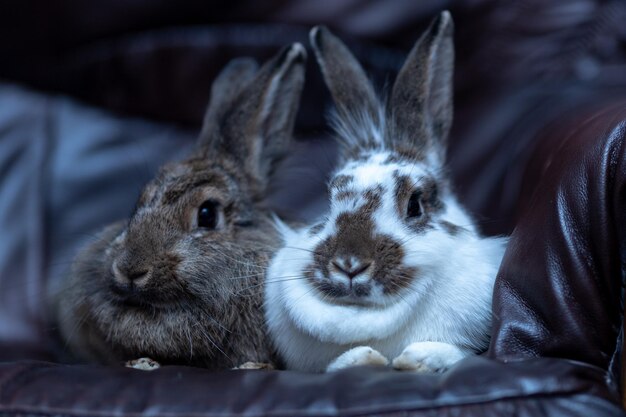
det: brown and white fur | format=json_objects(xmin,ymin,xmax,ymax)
[
  {"xmin": 265, "ymin": 12, "xmax": 507, "ymax": 373},
  {"xmin": 56, "ymin": 44, "xmax": 306, "ymax": 369}
]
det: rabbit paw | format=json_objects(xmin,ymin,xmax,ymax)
[
  {"xmin": 326, "ymin": 346, "xmax": 389, "ymax": 372},
  {"xmin": 232, "ymin": 362, "xmax": 275, "ymax": 370},
  {"xmin": 392, "ymin": 342, "xmax": 467, "ymax": 373},
  {"xmin": 125, "ymin": 357, "xmax": 161, "ymax": 371}
]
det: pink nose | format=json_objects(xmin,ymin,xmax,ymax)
[
  {"xmin": 331, "ymin": 259, "xmax": 371, "ymax": 280},
  {"xmin": 112, "ymin": 260, "xmax": 152, "ymax": 286}
]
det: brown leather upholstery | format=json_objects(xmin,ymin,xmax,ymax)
[
  {"xmin": 490, "ymin": 100, "xmax": 626, "ymax": 371},
  {"xmin": 0, "ymin": 357, "xmax": 622, "ymax": 417}
]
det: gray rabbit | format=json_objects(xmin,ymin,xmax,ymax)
[{"xmin": 56, "ymin": 43, "xmax": 306, "ymax": 369}]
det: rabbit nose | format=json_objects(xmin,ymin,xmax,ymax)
[
  {"xmin": 112, "ymin": 260, "xmax": 152, "ymax": 287},
  {"xmin": 331, "ymin": 258, "xmax": 371, "ymax": 280}
]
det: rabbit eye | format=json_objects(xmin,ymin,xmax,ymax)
[
  {"xmin": 198, "ymin": 200, "xmax": 220, "ymax": 229},
  {"xmin": 406, "ymin": 191, "xmax": 423, "ymax": 218}
]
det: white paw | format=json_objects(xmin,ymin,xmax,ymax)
[
  {"xmin": 125, "ymin": 357, "xmax": 161, "ymax": 371},
  {"xmin": 392, "ymin": 342, "xmax": 469, "ymax": 373},
  {"xmin": 326, "ymin": 346, "xmax": 389, "ymax": 372}
]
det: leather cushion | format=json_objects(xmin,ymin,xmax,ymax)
[{"xmin": 0, "ymin": 357, "xmax": 622, "ymax": 417}]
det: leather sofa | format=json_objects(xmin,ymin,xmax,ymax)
[{"xmin": 1, "ymin": 1, "xmax": 625, "ymax": 416}]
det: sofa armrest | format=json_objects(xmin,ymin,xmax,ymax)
[{"xmin": 489, "ymin": 100, "xmax": 626, "ymax": 391}]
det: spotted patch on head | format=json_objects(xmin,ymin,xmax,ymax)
[
  {"xmin": 420, "ymin": 178, "xmax": 444, "ymax": 212},
  {"xmin": 335, "ymin": 191, "xmax": 357, "ymax": 202},
  {"xmin": 330, "ymin": 174, "xmax": 354, "ymax": 190},
  {"xmin": 384, "ymin": 153, "xmax": 416, "ymax": 164},
  {"xmin": 393, "ymin": 174, "xmax": 413, "ymax": 218},
  {"xmin": 406, "ymin": 221, "xmax": 435, "ymax": 235},
  {"xmin": 439, "ymin": 220, "xmax": 463, "ymax": 236},
  {"xmin": 385, "ymin": 154, "xmax": 400, "ymax": 164},
  {"xmin": 306, "ymin": 189, "xmax": 416, "ymax": 298},
  {"xmin": 392, "ymin": 174, "xmax": 444, "ymax": 235},
  {"xmin": 342, "ymin": 148, "xmax": 377, "ymax": 163},
  {"xmin": 308, "ymin": 222, "xmax": 326, "ymax": 236},
  {"xmin": 362, "ymin": 185, "xmax": 384, "ymax": 210}
]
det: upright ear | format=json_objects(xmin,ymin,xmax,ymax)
[
  {"xmin": 309, "ymin": 26, "xmax": 383, "ymax": 149},
  {"xmin": 388, "ymin": 11, "xmax": 454, "ymax": 162},
  {"xmin": 200, "ymin": 43, "xmax": 306, "ymax": 194},
  {"xmin": 198, "ymin": 58, "xmax": 259, "ymax": 147}
]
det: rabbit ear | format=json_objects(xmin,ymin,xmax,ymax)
[
  {"xmin": 201, "ymin": 43, "xmax": 306, "ymax": 193},
  {"xmin": 388, "ymin": 11, "xmax": 454, "ymax": 163},
  {"xmin": 198, "ymin": 58, "xmax": 259, "ymax": 147},
  {"xmin": 309, "ymin": 26, "xmax": 383, "ymax": 150}
]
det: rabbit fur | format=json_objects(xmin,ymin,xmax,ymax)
[
  {"xmin": 265, "ymin": 12, "xmax": 507, "ymax": 373},
  {"xmin": 56, "ymin": 43, "xmax": 307, "ymax": 369}
]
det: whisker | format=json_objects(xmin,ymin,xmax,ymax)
[
  {"xmin": 283, "ymin": 246, "xmax": 316, "ymax": 254},
  {"xmin": 235, "ymin": 276, "xmax": 307, "ymax": 294}
]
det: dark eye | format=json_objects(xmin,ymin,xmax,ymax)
[
  {"xmin": 406, "ymin": 191, "xmax": 423, "ymax": 218},
  {"xmin": 198, "ymin": 200, "xmax": 219, "ymax": 229}
]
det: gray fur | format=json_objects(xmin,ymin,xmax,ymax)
[
  {"xmin": 205, "ymin": 44, "xmax": 307, "ymax": 196},
  {"xmin": 56, "ymin": 44, "xmax": 306, "ymax": 369},
  {"xmin": 310, "ymin": 26, "xmax": 384, "ymax": 153},
  {"xmin": 388, "ymin": 11, "xmax": 454, "ymax": 160},
  {"xmin": 310, "ymin": 12, "xmax": 454, "ymax": 162},
  {"xmin": 199, "ymin": 57, "xmax": 259, "ymax": 144}
]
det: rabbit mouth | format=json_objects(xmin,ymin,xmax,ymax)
[
  {"xmin": 109, "ymin": 282, "xmax": 174, "ymax": 309},
  {"xmin": 115, "ymin": 294, "xmax": 152, "ymax": 309},
  {"xmin": 314, "ymin": 280, "xmax": 372, "ymax": 303}
]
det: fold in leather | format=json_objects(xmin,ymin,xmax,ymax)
[
  {"xmin": 490, "ymin": 101, "xmax": 626, "ymax": 381},
  {"xmin": 0, "ymin": 357, "xmax": 622, "ymax": 417}
]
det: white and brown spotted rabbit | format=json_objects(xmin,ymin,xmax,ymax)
[
  {"xmin": 265, "ymin": 12, "xmax": 507, "ymax": 373},
  {"xmin": 56, "ymin": 43, "xmax": 306, "ymax": 369}
]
